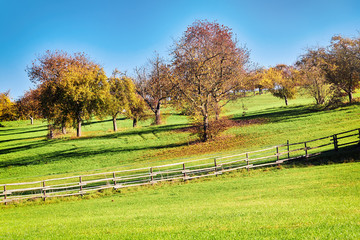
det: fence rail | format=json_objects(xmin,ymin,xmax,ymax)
[{"xmin": 1, "ymin": 128, "xmax": 359, "ymax": 204}]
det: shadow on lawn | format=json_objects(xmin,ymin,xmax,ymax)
[
  {"xmin": 0, "ymin": 125, "xmax": 47, "ymax": 136},
  {"xmin": 286, "ymin": 144, "xmax": 360, "ymax": 167},
  {"xmin": 0, "ymin": 139, "xmax": 193, "ymax": 168},
  {"xmin": 232, "ymin": 102, "xmax": 360, "ymax": 123},
  {"xmin": 0, "ymin": 121, "xmax": 192, "ymax": 168},
  {"xmin": 232, "ymin": 105, "xmax": 315, "ymax": 123}
]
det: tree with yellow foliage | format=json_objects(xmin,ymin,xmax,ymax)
[
  {"xmin": 106, "ymin": 70, "xmax": 138, "ymax": 131},
  {"xmin": 262, "ymin": 64, "xmax": 298, "ymax": 106},
  {"xmin": 0, "ymin": 91, "xmax": 17, "ymax": 121},
  {"xmin": 27, "ymin": 50, "xmax": 109, "ymax": 137}
]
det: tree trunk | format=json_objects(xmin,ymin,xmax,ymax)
[
  {"xmin": 62, "ymin": 126, "xmax": 66, "ymax": 135},
  {"xmin": 30, "ymin": 116, "xmax": 33, "ymax": 125},
  {"xmin": 154, "ymin": 101, "xmax": 161, "ymax": 125},
  {"xmin": 259, "ymin": 88, "xmax": 263, "ymax": 95},
  {"xmin": 48, "ymin": 124, "xmax": 54, "ymax": 139},
  {"xmin": 348, "ymin": 91, "xmax": 353, "ymax": 103},
  {"xmin": 215, "ymin": 102, "xmax": 220, "ymax": 120},
  {"xmin": 315, "ymin": 96, "xmax": 319, "ymax": 105},
  {"xmin": 284, "ymin": 96, "xmax": 288, "ymax": 106},
  {"xmin": 112, "ymin": 115, "xmax": 117, "ymax": 132},
  {"xmin": 202, "ymin": 113, "xmax": 209, "ymax": 142},
  {"xmin": 76, "ymin": 117, "xmax": 82, "ymax": 137},
  {"xmin": 133, "ymin": 118, "xmax": 138, "ymax": 128}
]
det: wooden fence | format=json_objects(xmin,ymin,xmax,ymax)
[{"xmin": 1, "ymin": 128, "xmax": 359, "ymax": 204}]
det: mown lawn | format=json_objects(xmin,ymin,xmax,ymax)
[
  {"xmin": 1, "ymin": 162, "xmax": 359, "ymax": 239},
  {"xmin": 0, "ymin": 92, "xmax": 359, "ymax": 183}
]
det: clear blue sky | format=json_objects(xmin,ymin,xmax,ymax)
[{"xmin": 1, "ymin": 0, "xmax": 359, "ymax": 99}]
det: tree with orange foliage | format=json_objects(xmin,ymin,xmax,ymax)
[
  {"xmin": 27, "ymin": 50, "xmax": 109, "ymax": 137},
  {"xmin": 17, "ymin": 88, "xmax": 41, "ymax": 124},
  {"xmin": 172, "ymin": 20, "xmax": 249, "ymax": 141}
]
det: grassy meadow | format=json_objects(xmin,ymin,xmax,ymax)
[
  {"xmin": 1, "ymin": 91, "xmax": 360, "ymax": 239},
  {"xmin": 1, "ymin": 162, "xmax": 359, "ymax": 239},
  {"xmin": 0, "ymin": 92, "xmax": 359, "ymax": 183}
]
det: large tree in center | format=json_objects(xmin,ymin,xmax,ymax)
[
  {"xmin": 27, "ymin": 50, "xmax": 109, "ymax": 137},
  {"xmin": 171, "ymin": 20, "xmax": 249, "ymax": 141}
]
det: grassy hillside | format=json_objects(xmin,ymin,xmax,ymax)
[
  {"xmin": 0, "ymin": 92, "xmax": 359, "ymax": 183},
  {"xmin": 1, "ymin": 162, "xmax": 359, "ymax": 239}
]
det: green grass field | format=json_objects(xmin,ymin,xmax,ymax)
[
  {"xmin": 1, "ymin": 92, "xmax": 359, "ymax": 239},
  {"xmin": 0, "ymin": 92, "xmax": 359, "ymax": 183},
  {"xmin": 1, "ymin": 163, "xmax": 359, "ymax": 239}
]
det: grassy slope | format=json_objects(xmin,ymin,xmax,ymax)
[
  {"xmin": 0, "ymin": 92, "xmax": 359, "ymax": 183},
  {"xmin": 1, "ymin": 162, "xmax": 359, "ymax": 239}
]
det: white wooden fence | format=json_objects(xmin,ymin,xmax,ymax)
[{"xmin": 1, "ymin": 128, "xmax": 359, "ymax": 204}]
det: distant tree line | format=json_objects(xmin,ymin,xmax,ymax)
[{"xmin": 1, "ymin": 20, "xmax": 359, "ymax": 142}]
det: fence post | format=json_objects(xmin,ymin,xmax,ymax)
[
  {"xmin": 287, "ymin": 140, "xmax": 290, "ymax": 159},
  {"xmin": 4, "ymin": 185, "xmax": 6, "ymax": 205},
  {"xmin": 150, "ymin": 167, "xmax": 154, "ymax": 182},
  {"xmin": 276, "ymin": 146, "xmax": 280, "ymax": 167},
  {"xmin": 245, "ymin": 153, "xmax": 249, "ymax": 171},
  {"xmin": 183, "ymin": 163, "xmax": 186, "ymax": 180},
  {"xmin": 42, "ymin": 181, "xmax": 46, "ymax": 201},
  {"xmin": 304, "ymin": 142, "xmax": 308, "ymax": 159},
  {"xmin": 113, "ymin": 172, "xmax": 116, "ymax": 186},
  {"xmin": 79, "ymin": 176, "xmax": 83, "ymax": 196},
  {"xmin": 333, "ymin": 135, "xmax": 338, "ymax": 151},
  {"xmin": 214, "ymin": 158, "xmax": 217, "ymax": 176}
]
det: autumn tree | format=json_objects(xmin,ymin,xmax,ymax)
[
  {"xmin": 0, "ymin": 91, "xmax": 17, "ymax": 121},
  {"xmin": 262, "ymin": 64, "xmax": 298, "ymax": 106},
  {"xmin": 27, "ymin": 50, "xmax": 109, "ymax": 137},
  {"xmin": 17, "ymin": 88, "xmax": 41, "ymax": 124},
  {"xmin": 319, "ymin": 35, "xmax": 360, "ymax": 103},
  {"xmin": 106, "ymin": 70, "xmax": 137, "ymax": 131},
  {"xmin": 125, "ymin": 93, "xmax": 148, "ymax": 128},
  {"xmin": 245, "ymin": 65, "xmax": 267, "ymax": 96},
  {"xmin": 296, "ymin": 48, "xmax": 333, "ymax": 105},
  {"xmin": 171, "ymin": 20, "xmax": 249, "ymax": 141},
  {"xmin": 135, "ymin": 53, "xmax": 173, "ymax": 125}
]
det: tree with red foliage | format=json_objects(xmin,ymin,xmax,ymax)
[{"xmin": 172, "ymin": 20, "xmax": 249, "ymax": 141}]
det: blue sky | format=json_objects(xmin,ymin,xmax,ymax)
[{"xmin": 1, "ymin": 0, "xmax": 360, "ymax": 99}]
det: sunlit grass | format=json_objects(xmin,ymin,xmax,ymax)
[
  {"xmin": 0, "ymin": 92, "xmax": 359, "ymax": 183},
  {"xmin": 1, "ymin": 162, "xmax": 359, "ymax": 239}
]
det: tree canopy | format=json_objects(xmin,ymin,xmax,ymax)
[
  {"xmin": 27, "ymin": 50, "xmax": 109, "ymax": 137},
  {"xmin": 171, "ymin": 20, "xmax": 249, "ymax": 141}
]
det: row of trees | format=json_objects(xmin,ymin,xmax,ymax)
[
  {"xmin": 249, "ymin": 35, "xmax": 360, "ymax": 106},
  {"xmin": 1, "ymin": 20, "xmax": 359, "ymax": 142}
]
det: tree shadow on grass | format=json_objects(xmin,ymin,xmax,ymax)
[
  {"xmin": 285, "ymin": 144, "xmax": 360, "ymax": 168},
  {"xmin": 0, "ymin": 125, "xmax": 47, "ymax": 136},
  {"xmin": 74, "ymin": 123, "xmax": 190, "ymax": 141},
  {"xmin": 232, "ymin": 103, "xmax": 360, "ymax": 124},
  {"xmin": 0, "ymin": 135, "xmax": 46, "ymax": 144},
  {"xmin": 231, "ymin": 105, "xmax": 315, "ymax": 123},
  {"xmin": 0, "ymin": 140, "xmax": 49, "ymax": 155},
  {"xmin": 0, "ymin": 139, "xmax": 194, "ymax": 168}
]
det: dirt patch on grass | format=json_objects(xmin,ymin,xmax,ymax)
[
  {"xmin": 175, "ymin": 117, "xmax": 268, "ymax": 133},
  {"xmin": 151, "ymin": 117, "xmax": 268, "ymax": 161}
]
